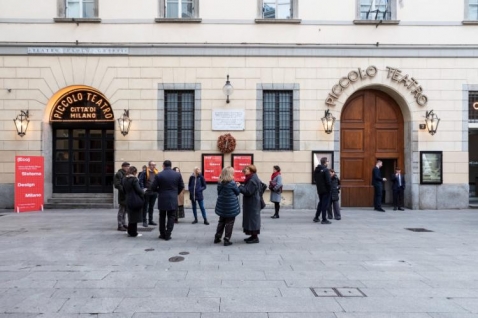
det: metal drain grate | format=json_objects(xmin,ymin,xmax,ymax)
[
  {"xmin": 179, "ymin": 252, "xmax": 189, "ymax": 255},
  {"xmin": 310, "ymin": 287, "xmax": 366, "ymax": 297},
  {"xmin": 169, "ymin": 256, "xmax": 185, "ymax": 262},
  {"xmin": 145, "ymin": 248, "xmax": 155, "ymax": 252},
  {"xmin": 405, "ymin": 228, "xmax": 434, "ymax": 232}
]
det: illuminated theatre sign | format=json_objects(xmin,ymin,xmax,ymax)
[{"xmin": 50, "ymin": 87, "xmax": 114, "ymax": 122}]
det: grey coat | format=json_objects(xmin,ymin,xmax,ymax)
[
  {"xmin": 269, "ymin": 175, "xmax": 283, "ymax": 203},
  {"xmin": 239, "ymin": 173, "xmax": 261, "ymax": 232}
]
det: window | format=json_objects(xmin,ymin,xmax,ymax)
[
  {"xmin": 158, "ymin": 0, "xmax": 200, "ymax": 20},
  {"xmin": 469, "ymin": 91, "xmax": 478, "ymax": 122},
  {"xmin": 164, "ymin": 91, "xmax": 195, "ymax": 150},
  {"xmin": 263, "ymin": 0, "xmax": 291, "ymax": 19},
  {"xmin": 263, "ymin": 91, "xmax": 293, "ymax": 151},
  {"xmin": 66, "ymin": 0, "xmax": 95, "ymax": 18},
  {"xmin": 357, "ymin": 0, "xmax": 397, "ymax": 21},
  {"xmin": 467, "ymin": 0, "xmax": 478, "ymax": 20}
]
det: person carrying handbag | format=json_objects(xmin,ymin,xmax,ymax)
[
  {"xmin": 269, "ymin": 165, "xmax": 283, "ymax": 219},
  {"xmin": 122, "ymin": 166, "xmax": 145, "ymax": 237}
]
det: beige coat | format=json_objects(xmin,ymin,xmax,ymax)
[{"xmin": 178, "ymin": 189, "xmax": 185, "ymax": 206}]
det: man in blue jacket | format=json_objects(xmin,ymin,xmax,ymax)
[{"xmin": 151, "ymin": 160, "xmax": 184, "ymax": 240}]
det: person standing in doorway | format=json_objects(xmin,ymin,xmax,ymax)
[
  {"xmin": 313, "ymin": 157, "xmax": 332, "ymax": 224},
  {"xmin": 188, "ymin": 167, "xmax": 209, "ymax": 225},
  {"xmin": 391, "ymin": 167, "xmax": 405, "ymax": 211},
  {"xmin": 269, "ymin": 165, "xmax": 283, "ymax": 219},
  {"xmin": 139, "ymin": 160, "xmax": 159, "ymax": 227},
  {"xmin": 151, "ymin": 160, "xmax": 184, "ymax": 241},
  {"xmin": 114, "ymin": 162, "xmax": 130, "ymax": 231},
  {"xmin": 372, "ymin": 159, "xmax": 387, "ymax": 212}
]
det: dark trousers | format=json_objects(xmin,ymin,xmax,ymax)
[
  {"xmin": 128, "ymin": 222, "xmax": 138, "ymax": 237},
  {"xmin": 159, "ymin": 210, "xmax": 176, "ymax": 237},
  {"xmin": 327, "ymin": 200, "xmax": 341, "ymax": 219},
  {"xmin": 215, "ymin": 216, "xmax": 235, "ymax": 241},
  {"xmin": 393, "ymin": 187, "xmax": 404, "ymax": 208},
  {"xmin": 373, "ymin": 184, "xmax": 383, "ymax": 209},
  {"xmin": 274, "ymin": 202, "xmax": 280, "ymax": 215},
  {"xmin": 315, "ymin": 193, "xmax": 330, "ymax": 221},
  {"xmin": 142, "ymin": 191, "xmax": 157, "ymax": 223}
]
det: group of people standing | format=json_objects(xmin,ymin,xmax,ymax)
[
  {"xmin": 113, "ymin": 160, "xmax": 284, "ymax": 245},
  {"xmin": 372, "ymin": 159, "xmax": 406, "ymax": 212},
  {"xmin": 313, "ymin": 157, "xmax": 341, "ymax": 224}
]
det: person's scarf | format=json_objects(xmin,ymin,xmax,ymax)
[
  {"xmin": 244, "ymin": 172, "xmax": 255, "ymax": 184},
  {"xmin": 271, "ymin": 171, "xmax": 281, "ymax": 181}
]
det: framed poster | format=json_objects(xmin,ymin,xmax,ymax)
[
  {"xmin": 231, "ymin": 154, "xmax": 254, "ymax": 182},
  {"xmin": 202, "ymin": 154, "xmax": 224, "ymax": 184},
  {"xmin": 420, "ymin": 151, "xmax": 443, "ymax": 184},
  {"xmin": 311, "ymin": 151, "xmax": 334, "ymax": 184}
]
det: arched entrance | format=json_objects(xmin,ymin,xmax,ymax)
[
  {"xmin": 47, "ymin": 85, "xmax": 115, "ymax": 193},
  {"xmin": 340, "ymin": 89, "xmax": 404, "ymax": 207}
]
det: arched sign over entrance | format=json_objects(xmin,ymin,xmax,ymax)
[{"xmin": 49, "ymin": 85, "xmax": 114, "ymax": 122}]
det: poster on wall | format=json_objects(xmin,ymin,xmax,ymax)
[
  {"xmin": 231, "ymin": 154, "xmax": 254, "ymax": 182},
  {"xmin": 14, "ymin": 156, "xmax": 44, "ymax": 213},
  {"xmin": 311, "ymin": 151, "xmax": 334, "ymax": 184},
  {"xmin": 420, "ymin": 151, "xmax": 443, "ymax": 184},
  {"xmin": 202, "ymin": 154, "xmax": 224, "ymax": 184}
]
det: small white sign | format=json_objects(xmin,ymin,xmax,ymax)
[
  {"xmin": 212, "ymin": 109, "xmax": 245, "ymax": 131},
  {"xmin": 27, "ymin": 47, "xmax": 129, "ymax": 55}
]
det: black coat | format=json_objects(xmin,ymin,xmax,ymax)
[
  {"xmin": 391, "ymin": 173, "xmax": 406, "ymax": 190},
  {"xmin": 314, "ymin": 165, "xmax": 331, "ymax": 195},
  {"xmin": 123, "ymin": 176, "xmax": 144, "ymax": 223},
  {"xmin": 151, "ymin": 167, "xmax": 185, "ymax": 211},
  {"xmin": 215, "ymin": 180, "xmax": 241, "ymax": 218},
  {"xmin": 372, "ymin": 166, "xmax": 383, "ymax": 186},
  {"xmin": 188, "ymin": 174, "xmax": 207, "ymax": 201},
  {"xmin": 114, "ymin": 169, "xmax": 127, "ymax": 205},
  {"xmin": 239, "ymin": 173, "xmax": 261, "ymax": 232},
  {"xmin": 330, "ymin": 176, "xmax": 341, "ymax": 201}
]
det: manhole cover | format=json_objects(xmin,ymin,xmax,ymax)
[
  {"xmin": 179, "ymin": 252, "xmax": 189, "ymax": 255},
  {"xmin": 137, "ymin": 227, "xmax": 155, "ymax": 232},
  {"xmin": 310, "ymin": 287, "xmax": 366, "ymax": 297},
  {"xmin": 310, "ymin": 288, "xmax": 337, "ymax": 297},
  {"xmin": 145, "ymin": 248, "xmax": 155, "ymax": 252},
  {"xmin": 169, "ymin": 256, "xmax": 185, "ymax": 262},
  {"xmin": 405, "ymin": 228, "xmax": 434, "ymax": 232},
  {"xmin": 335, "ymin": 288, "xmax": 367, "ymax": 297}
]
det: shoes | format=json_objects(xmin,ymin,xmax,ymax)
[
  {"xmin": 164, "ymin": 236, "xmax": 171, "ymax": 241},
  {"xmin": 398, "ymin": 207, "xmax": 405, "ymax": 211},
  {"xmin": 246, "ymin": 238, "xmax": 259, "ymax": 244},
  {"xmin": 128, "ymin": 233, "xmax": 142, "ymax": 237},
  {"xmin": 142, "ymin": 222, "xmax": 148, "ymax": 227},
  {"xmin": 175, "ymin": 219, "xmax": 179, "ymax": 224},
  {"xmin": 117, "ymin": 226, "xmax": 127, "ymax": 231},
  {"xmin": 159, "ymin": 234, "xmax": 165, "ymax": 239},
  {"xmin": 192, "ymin": 219, "xmax": 198, "ymax": 224},
  {"xmin": 271, "ymin": 215, "xmax": 279, "ymax": 219},
  {"xmin": 393, "ymin": 207, "xmax": 398, "ymax": 211},
  {"xmin": 224, "ymin": 240, "xmax": 233, "ymax": 246},
  {"xmin": 204, "ymin": 220, "xmax": 210, "ymax": 225},
  {"xmin": 321, "ymin": 220, "xmax": 331, "ymax": 224},
  {"xmin": 214, "ymin": 237, "xmax": 221, "ymax": 244},
  {"xmin": 327, "ymin": 215, "xmax": 333, "ymax": 219},
  {"xmin": 378, "ymin": 208, "xmax": 386, "ymax": 212},
  {"xmin": 335, "ymin": 217, "xmax": 341, "ymax": 220},
  {"xmin": 149, "ymin": 221, "xmax": 157, "ymax": 226},
  {"xmin": 313, "ymin": 218, "xmax": 319, "ymax": 223},
  {"xmin": 244, "ymin": 236, "xmax": 253, "ymax": 242}
]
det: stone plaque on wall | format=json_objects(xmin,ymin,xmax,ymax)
[{"xmin": 212, "ymin": 109, "xmax": 245, "ymax": 131}]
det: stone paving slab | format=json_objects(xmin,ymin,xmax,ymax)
[{"xmin": 1, "ymin": 208, "xmax": 478, "ymax": 316}]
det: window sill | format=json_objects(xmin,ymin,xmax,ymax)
[
  {"xmin": 353, "ymin": 19, "xmax": 400, "ymax": 25},
  {"xmin": 462, "ymin": 20, "xmax": 478, "ymax": 25},
  {"xmin": 155, "ymin": 18, "xmax": 202, "ymax": 23},
  {"xmin": 54, "ymin": 17, "xmax": 101, "ymax": 23},
  {"xmin": 255, "ymin": 18, "xmax": 301, "ymax": 24}
]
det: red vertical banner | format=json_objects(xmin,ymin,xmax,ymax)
[
  {"xmin": 232, "ymin": 154, "xmax": 253, "ymax": 182},
  {"xmin": 15, "ymin": 156, "xmax": 44, "ymax": 213},
  {"xmin": 202, "ymin": 154, "xmax": 224, "ymax": 183}
]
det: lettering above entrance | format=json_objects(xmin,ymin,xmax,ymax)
[{"xmin": 49, "ymin": 86, "xmax": 114, "ymax": 122}]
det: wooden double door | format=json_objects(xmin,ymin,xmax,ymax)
[{"xmin": 340, "ymin": 89, "xmax": 404, "ymax": 207}]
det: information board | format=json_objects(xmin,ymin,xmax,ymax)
[
  {"xmin": 231, "ymin": 154, "xmax": 254, "ymax": 182},
  {"xmin": 202, "ymin": 154, "xmax": 224, "ymax": 183},
  {"xmin": 212, "ymin": 109, "xmax": 245, "ymax": 131},
  {"xmin": 15, "ymin": 156, "xmax": 44, "ymax": 213}
]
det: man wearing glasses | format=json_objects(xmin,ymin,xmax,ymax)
[
  {"xmin": 139, "ymin": 160, "xmax": 159, "ymax": 227},
  {"xmin": 313, "ymin": 157, "xmax": 332, "ymax": 224}
]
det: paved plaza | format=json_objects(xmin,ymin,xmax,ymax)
[{"xmin": 1, "ymin": 207, "xmax": 478, "ymax": 318}]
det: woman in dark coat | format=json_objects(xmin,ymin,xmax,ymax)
[
  {"xmin": 214, "ymin": 166, "xmax": 241, "ymax": 246},
  {"xmin": 122, "ymin": 166, "xmax": 145, "ymax": 237},
  {"xmin": 327, "ymin": 169, "xmax": 341, "ymax": 220},
  {"xmin": 188, "ymin": 167, "xmax": 209, "ymax": 225},
  {"xmin": 237, "ymin": 164, "xmax": 262, "ymax": 244}
]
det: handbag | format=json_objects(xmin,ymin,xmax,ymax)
[
  {"xmin": 127, "ymin": 190, "xmax": 144, "ymax": 210},
  {"xmin": 268, "ymin": 180, "xmax": 276, "ymax": 191}
]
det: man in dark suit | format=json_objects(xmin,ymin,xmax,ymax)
[
  {"xmin": 372, "ymin": 159, "xmax": 387, "ymax": 212},
  {"xmin": 390, "ymin": 167, "xmax": 405, "ymax": 211},
  {"xmin": 313, "ymin": 157, "xmax": 332, "ymax": 224},
  {"xmin": 151, "ymin": 160, "xmax": 185, "ymax": 240}
]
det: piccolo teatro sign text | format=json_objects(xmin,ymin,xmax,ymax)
[{"xmin": 325, "ymin": 66, "xmax": 428, "ymax": 107}]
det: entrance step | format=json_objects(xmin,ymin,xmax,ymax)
[{"xmin": 45, "ymin": 193, "xmax": 114, "ymax": 209}]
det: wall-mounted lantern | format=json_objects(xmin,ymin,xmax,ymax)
[
  {"xmin": 424, "ymin": 110, "xmax": 440, "ymax": 136},
  {"xmin": 13, "ymin": 110, "xmax": 30, "ymax": 137},
  {"xmin": 321, "ymin": 109, "xmax": 336, "ymax": 134},
  {"xmin": 117, "ymin": 109, "xmax": 132, "ymax": 136},
  {"xmin": 222, "ymin": 75, "xmax": 234, "ymax": 103}
]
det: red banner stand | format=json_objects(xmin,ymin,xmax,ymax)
[{"xmin": 14, "ymin": 156, "xmax": 44, "ymax": 213}]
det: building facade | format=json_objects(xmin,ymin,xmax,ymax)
[{"xmin": 1, "ymin": 0, "xmax": 477, "ymax": 210}]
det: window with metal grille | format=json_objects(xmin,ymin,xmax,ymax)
[
  {"xmin": 359, "ymin": 0, "xmax": 392, "ymax": 20},
  {"xmin": 164, "ymin": 91, "xmax": 195, "ymax": 150},
  {"xmin": 469, "ymin": 91, "xmax": 478, "ymax": 123},
  {"xmin": 263, "ymin": 91, "xmax": 293, "ymax": 150},
  {"xmin": 469, "ymin": 0, "xmax": 478, "ymax": 20}
]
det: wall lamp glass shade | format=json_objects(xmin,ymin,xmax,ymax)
[
  {"xmin": 222, "ymin": 75, "xmax": 234, "ymax": 103},
  {"xmin": 425, "ymin": 110, "xmax": 440, "ymax": 136},
  {"xmin": 321, "ymin": 109, "xmax": 336, "ymax": 134},
  {"xmin": 117, "ymin": 109, "xmax": 132, "ymax": 136},
  {"xmin": 14, "ymin": 110, "xmax": 29, "ymax": 137}
]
